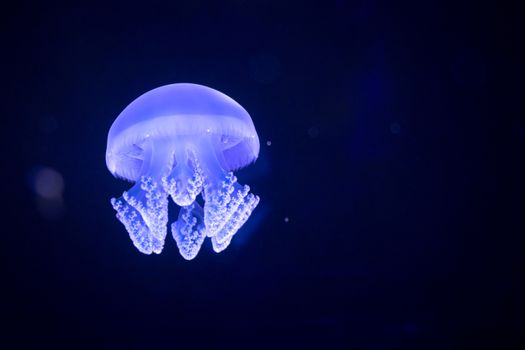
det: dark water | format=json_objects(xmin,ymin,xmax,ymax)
[{"xmin": 3, "ymin": 1, "xmax": 523, "ymax": 348}]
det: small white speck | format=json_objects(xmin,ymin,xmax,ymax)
[
  {"xmin": 206, "ymin": 128, "xmax": 211, "ymax": 133},
  {"xmin": 284, "ymin": 217, "xmax": 289, "ymax": 223},
  {"xmin": 266, "ymin": 140, "xmax": 272, "ymax": 146},
  {"xmin": 145, "ymin": 134, "xmax": 150, "ymax": 138}
]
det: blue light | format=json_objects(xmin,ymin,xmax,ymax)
[{"xmin": 106, "ymin": 83, "xmax": 260, "ymax": 259}]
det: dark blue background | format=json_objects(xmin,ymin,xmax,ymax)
[{"xmin": 3, "ymin": 1, "xmax": 524, "ymax": 348}]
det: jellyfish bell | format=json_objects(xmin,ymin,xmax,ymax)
[
  {"xmin": 106, "ymin": 83, "xmax": 260, "ymax": 259},
  {"xmin": 106, "ymin": 83, "xmax": 260, "ymax": 180}
]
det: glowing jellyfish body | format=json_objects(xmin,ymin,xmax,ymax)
[{"xmin": 106, "ymin": 83, "xmax": 260, "ymax": 259}]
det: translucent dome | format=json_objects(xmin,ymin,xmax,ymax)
[{"xmin": 106, "ymin": 83, "xmax": 260, "ymax": 181}]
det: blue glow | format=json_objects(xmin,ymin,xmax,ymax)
[{"xmin": 106, "ymin": 83, "xmax": 260, "ymax": 259}]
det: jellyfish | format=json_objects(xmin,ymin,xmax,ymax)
[{"xmin": 105, "ymin": 83, "xmax": 260, "ymax": 260}]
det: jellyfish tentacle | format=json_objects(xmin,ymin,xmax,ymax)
[
  {"xmin": 195, "ymin": 137, "xmax": 259, "ymax": 242},
  {"xmin": 214, "ymin": 191, "xmax": 260, "ymax": 244},
  {"xmin": 202, "ymin": 171, "xmax": 237, "ymax": 236},
  {"xmin": 111, "ymin": 197, "xmax": 160, "ymax": 254},
  {"xmin": 171, "ymin": 202, "xmax": 207, "ymax": 260},
  {"xmin": 192, "ymin": 138, "xmax": 232, "ymax": 236},
  {"xmin": 137, "ymin": 176, "xmax": 169, "ymax": 242},
  {"xmin": 110, "ymin": 139, "xmax": 172, "ymax": 254},
  {"xmin": 111, "ymin": 135, "xmax": 258, "ymax": 257},
  {"xmin": 112, "ymin": 177, "xmax": 168, "ymax": 254},
  {"xmin": 211, "ymin": 235, "xmax": 232, "ymax": 253},
  {"xmin": 163, "ymin": 140, "xmax": 203, "ymax": 207}
]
